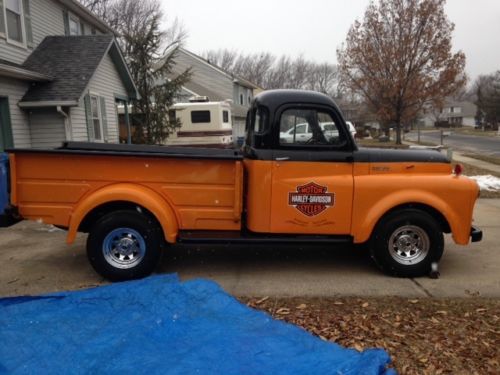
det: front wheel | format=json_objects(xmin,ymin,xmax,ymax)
[
  {"xmin": 87, "ymin": 210, "xmax": 162, "ymax": 281},
  {"xmin": 370, "ymin": 209, "xmax": 444, "ymax": 277}
]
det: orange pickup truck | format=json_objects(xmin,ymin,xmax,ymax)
[{"xmin": 2, "ymin": 90, "xmax": 482, "ymax": 281}]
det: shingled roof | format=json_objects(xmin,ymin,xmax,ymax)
[{"xmin": 20, "ymin": 35, "xmax": 138, "ymax": 106}]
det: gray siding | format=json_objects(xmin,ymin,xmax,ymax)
[
  {"xmin": 0, "ymin": 0, "xmax": 102, "ymax": 64},
  {"xmin": 71, "ymin": 52, "xmax": 127, "ymax": 143},
  {"xmin": 69, "ymin": 102, "xmax": 88, "ymax": 141},
  {"xmin": 29, "ymin": 108, "xmax": 66, "ymax": 148},
  {"xmin": 174, "ymin": 50, "xmax": 233, "ymax": 101},
  {"xmin": 0, "ymin": 77, "xmax": 31, "ymax": 147}
]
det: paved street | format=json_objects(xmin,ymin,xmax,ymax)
[
  {"xmin": 1, "ymin": 199, "xmax": 498, "ymax": 299},
  {"xmin": 406, "ymin": 130, "xmax": 500, "ymax": 157}
]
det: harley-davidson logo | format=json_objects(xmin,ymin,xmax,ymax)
[{"xmin": 288, "ymin": 182, "xmax": 335, "ymax": 217}]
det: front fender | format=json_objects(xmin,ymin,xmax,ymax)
[
  {"xmin": 352, "ymin": 189, "xmax": 465, "ymax": 244},
  {"xmin": 67, "ymin": 183, "xmax": 179, "ymax": 244}
]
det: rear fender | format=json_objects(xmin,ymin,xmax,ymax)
[{"xmin": 67, "ymin": 183, "xmax": 178, "ymax": 244}]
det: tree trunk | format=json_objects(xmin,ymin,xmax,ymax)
[{"xmin": 395, "ymin": 122, "xmax": 402, "ymax": 145}]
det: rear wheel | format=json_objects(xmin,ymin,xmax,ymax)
[
  {"xmin": 370, "ymin": 209, "xmax": 444, "ymax": 277},
  {"xmin": 87, "ymin": 210, "xmax": 162, "ymax": 281}
]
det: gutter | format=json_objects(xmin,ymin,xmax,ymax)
[
  {"xmin": 19, "ymin": 101, "xmax": 78, "ymax": 108},
  {"xmin": 57, "ymin": 106, "xmax": 73, "ymax": 141}
]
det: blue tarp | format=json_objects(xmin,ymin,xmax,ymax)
[{"xmin": 0, "ymin": 275, "xmax": 395, "ymax": 374}]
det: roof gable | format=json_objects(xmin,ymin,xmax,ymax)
[{"xmin": 20, "ymin": 35, "xmax": 138, "ymax": 105}]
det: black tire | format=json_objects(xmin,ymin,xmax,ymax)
[
  {"xmin": 86, "ymin": 210, "xmax": 162, "ymax": 281},
  {"xmin": 369, "ymin": 209, "xmax": 444, "ymax": 277}
]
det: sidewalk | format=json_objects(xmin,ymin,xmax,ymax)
[{"xmin": 451, "ymin": 152, "xmax": 500, "ymax": 174}]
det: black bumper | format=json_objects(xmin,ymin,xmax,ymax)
[{"xmin": 470, "ymin": 226, "xmax": 483, "ymax": 242}]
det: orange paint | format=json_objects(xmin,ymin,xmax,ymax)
[{"xmin": 10, "ymin": 152, "xmax": 479, "ymax": 246}]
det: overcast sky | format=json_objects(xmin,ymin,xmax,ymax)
[{"xmin": 160, "ymin": 0, "xmax": 500, "ymax": 83}]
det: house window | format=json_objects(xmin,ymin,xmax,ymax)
[
  {"xmin": 222, "ymin": 110, "xmax": 229, "ymax": 123},
  {"xmin": 191, "ymin": 110, "xmax": 211, "ymax": 123},
  {"xmin": 240, "ymin": 94, "xmax": 244, "ymax": 105},
  {"xmin": 4, "ymin": 0, "xmax": 24, "ymax": 44},
  {"xmin": 69, "ymin": 13, "xmax": 80, "ymax": 35},
  {"xmin": 450, "ymin": 107, "xmax": 454, "ymax": 113},
  {"xmin": 90, "ymin": 95, "xmax": 103, "ymax": 141}
]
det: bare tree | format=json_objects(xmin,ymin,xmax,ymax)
[
  {"xmin": 472, "ymin": 71, "xmax": 500, "ymax": 130},
  {"xmin": 337, "ymin": 0, "xmax": 466, "ymax": 144},
  {"xmin": 306, "ymin": 63, "xmax": 338, "ymax": 96},
  {"xmin": 203, "ymin": 49, "xmax": 338, "ymax": 94}
]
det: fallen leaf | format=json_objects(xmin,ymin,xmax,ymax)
[
  {"xmin": 362, "ymin": 302, "xmax": 369, "ymax": 308},
  {"xmin": 409, "ymin": 299, "xmax": 419, "ymax": 304},
  {"xmin": 276, "ymin": 308, "xmax": 290, "ymax": 315},
  {"xmin": 353, "ymin": 344, "xmax": 363, "ymax": 352},
  {"xmin": 255, "ymin": 296, "xmax": 269, "ymax": 305},
  {"xmin": 476, "ymin": 308, "xmax": 487, "ymax": 313},
  {"xmin": 296, "ymin": 303, "xmax": 307, "ymax": 310},
  {"xmin": 436, "ymin": 310, "xmax": 448, "ymax": 315},
  {"xmin": 333, "ymin": 301, "xmax": 344, "ymax": 305}
]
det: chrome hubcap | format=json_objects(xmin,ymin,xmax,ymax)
[
  {"xmin": 102, "ymin": 228, "xmax": 146, "ymax": 269},
  {"xmin": 388, "ymin": 225, "xmax": 430, "ymax": 265}
]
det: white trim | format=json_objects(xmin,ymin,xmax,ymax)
[
  {"xmin": 3, "ymin": 0, "xmax": 27, "ymax": 49},
  {"xmin": 19, "ymin": 100, "xmax": 79, "ymax": 108},
  {"xmin": 68, "ymin": 10, "xmax": 80, "ymax": 36},
  {"xmin": 89, "ymin": 92, "xmax": 104, "ymax": 142},
  {"xmin": 0, "ymin": 63, "xmax": 52, "ymax": 81}
]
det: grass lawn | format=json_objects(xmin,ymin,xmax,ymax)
[{"xmin": 453, "ymin": 128, "xmax": 499, "ymax": 137}]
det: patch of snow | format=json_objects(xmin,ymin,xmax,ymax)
[{"xmin": 467, "ymin": 175, "xmax": 500, "ymax": 192}]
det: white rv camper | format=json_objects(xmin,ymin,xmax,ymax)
[{"xmin": 166, "ymin": 98, "xmax": 233, "ymax": 147}]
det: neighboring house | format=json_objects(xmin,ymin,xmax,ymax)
[
  {"xmin": 420, "ymin": 100, "xmax": 477, "ymax": 128},
  {"xmin": 0, "ymin": 0, "xmax": 138, "ymax": 151},
  {"xmin": 160, "ymin": 47, "xmax": 260, "ymax": 140}
]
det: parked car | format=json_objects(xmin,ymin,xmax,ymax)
[{"xmin": 280, "ymin": 122, "xmax": 349, "ymax": 144}]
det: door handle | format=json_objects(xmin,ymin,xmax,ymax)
[{"xmin": 275, "ymin": 157, "xmax": 290, "ymax": 161}]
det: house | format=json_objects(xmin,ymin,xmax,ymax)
[
  {"xmin": 160, "ymin": 47, "xmax": 260, "ymax": 140},
  {"xmin": 420, "ymin": 100, "xmax": 477, "ymax": 128},
  {"xmin": 0, "ymin": 0, "xmax": 139, "ymax": 151}
]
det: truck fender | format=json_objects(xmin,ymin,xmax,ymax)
[
  {"xmin": 66, "ymin": 183, "xmax": 179, "ymax": 244},
  {"xmin": 352, "ymin": 190, "xmax": 462, "ymax": 244}
]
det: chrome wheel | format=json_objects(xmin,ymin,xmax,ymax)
[
  {"xmin": 388, "ymin": 225, "xmax": 430, "ymax": 265},
  {"xmin": 102, "ymin": 228, "xmax": 146, "ymax": 269}
]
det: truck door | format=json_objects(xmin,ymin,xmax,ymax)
[{"xmin": 270, "ymin": 107, "xmax": 354, "ymax": 235}]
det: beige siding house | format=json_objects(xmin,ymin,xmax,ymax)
[{"xmin": 0, "ymin": 0, "xmax": 138, "ymax": 150}]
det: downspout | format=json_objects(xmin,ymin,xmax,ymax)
[{"xmin": 57, "ymin": 106, "xmax": 72, "ymax": 141}]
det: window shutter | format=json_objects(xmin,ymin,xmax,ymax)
[
  {"xmin": 80, "ymin": 20, "xmax": 84, "ymax": 35},
  {"xmin": 99, "ymin": 96, "xmax": 109, "ymax": 142},
  {"xmin": 62, "ymin": 9, "xmax": 69, "ymax": 36},
  {"xmin": 23, "ymin": 0, "xmax": 33, "ymax": 48},
  {"xmin": 0, "ymin": 0, "xmax": 5, "ymax": 36},
  {"xmin": 84, "ymin": 94, "xmax": 95, "ymax": 141}
]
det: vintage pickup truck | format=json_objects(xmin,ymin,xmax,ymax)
[{"xmin": 1, "ymin": 90, "xmax": 482, "ymax": 281}]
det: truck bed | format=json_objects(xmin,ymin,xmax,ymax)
[
  {"xmin": 11, "ymin": 141, "xmax": 243, "ymax": 160},
  {"xmin": 8, "ymin": 142, "xmax": 244, "ymax": 233}
]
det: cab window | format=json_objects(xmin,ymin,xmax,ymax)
[{"xmin": 279, "ymin": 108, "xmax": 343, "ymax": 146}]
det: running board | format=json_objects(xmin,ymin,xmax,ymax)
[{"xmin": 177, "ymin": 230, "xmax": 353, "ymax": 245}]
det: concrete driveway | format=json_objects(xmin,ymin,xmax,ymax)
[{"xmin": 0, "ymin": 199, "xmax": 498, "ymax": 298}]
